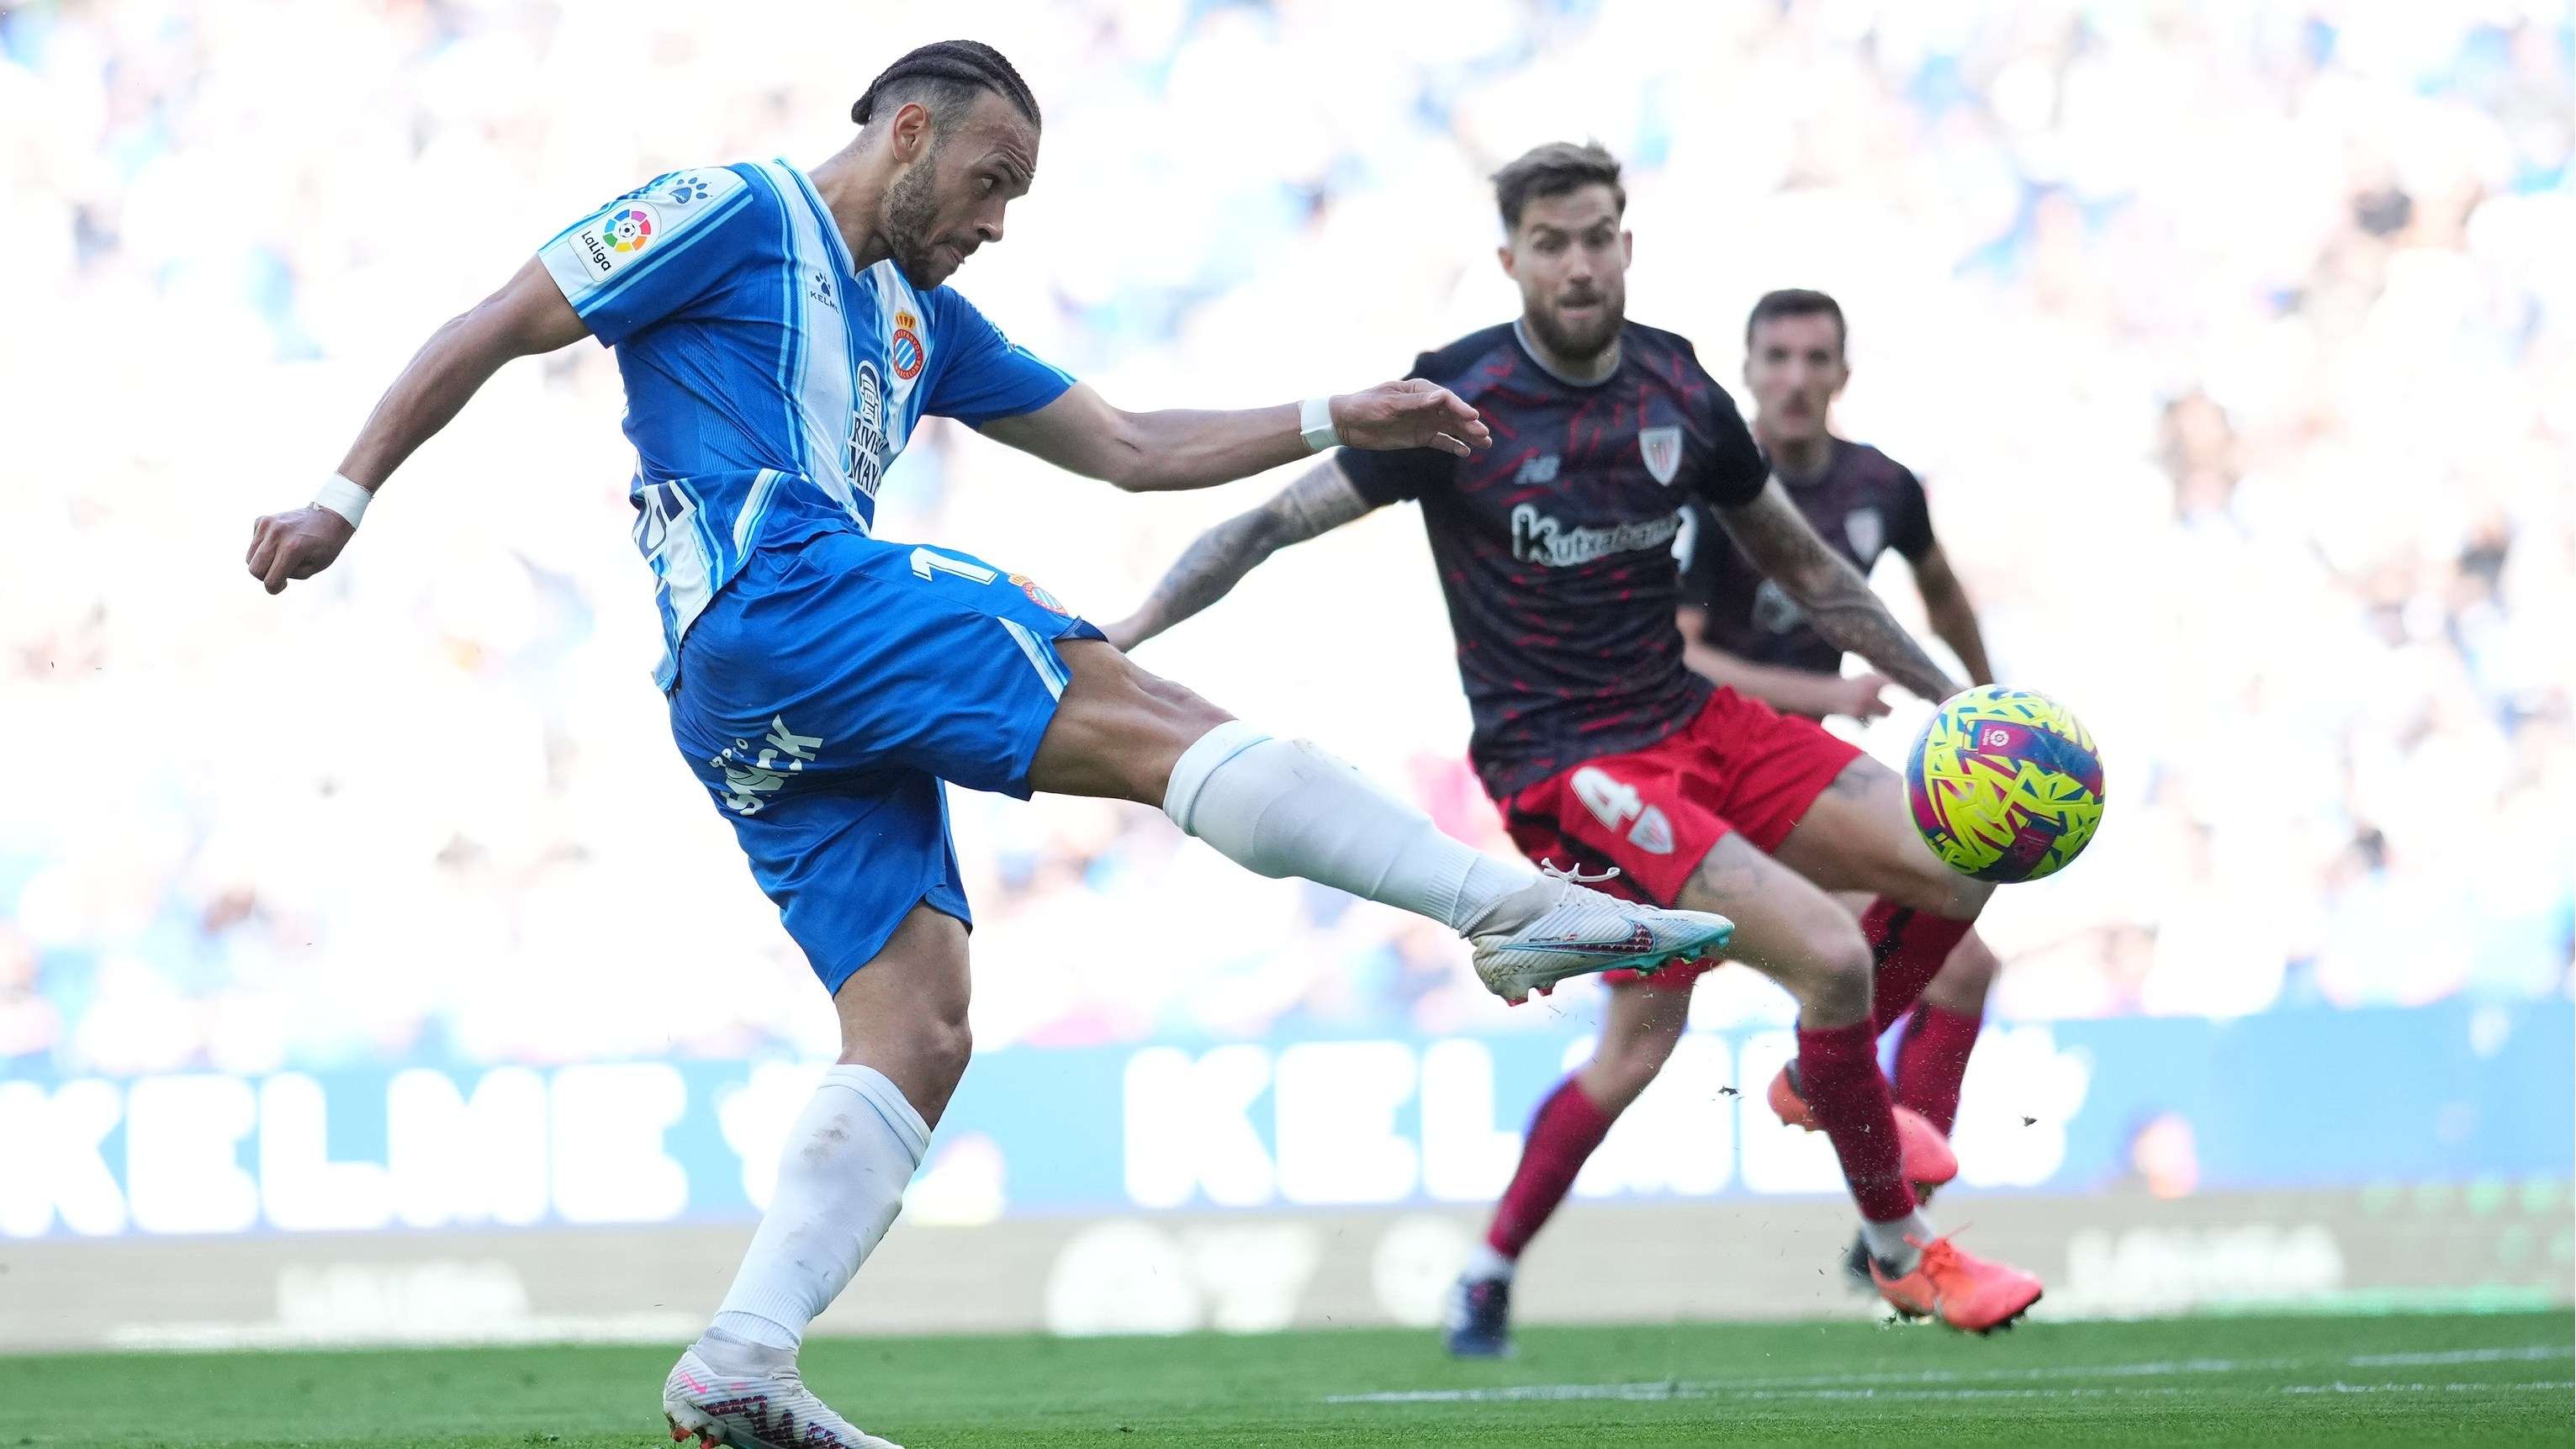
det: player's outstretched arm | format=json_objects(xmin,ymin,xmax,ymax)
[
  {"xmin": 1715, "ymin": 479, "xmax": 1963, "ymax": 704},
  {"xmin": 1099, "ymin": 460, "xmax": 1374, "ymax": 651},
  {"xmin": 245, "ymin": 257, "xmax": 591, "ymax": 595},
  {"xmin": 978, "ymin": 379, "xmax": 1489, "ymax": 494},
  {"xmin": 1908, "ymin": 542, "xmax": 1996, "ymax": 687},
  {"xmin": 1673, "ymin": 606, "xmax": 1893, "ymax": 720}
]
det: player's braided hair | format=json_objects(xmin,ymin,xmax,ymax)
[{"xmin": 852, "ymin": 40, "xmax": 1039, "ymax": 130}]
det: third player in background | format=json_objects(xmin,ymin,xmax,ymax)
[{"xmin": 1676, "ymin": 286, "xmax": 2008, "ymax": 1295}]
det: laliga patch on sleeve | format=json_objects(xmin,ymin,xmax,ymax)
[{"xmin": 574, "ymin": 200, "xmax": 661, "ymax": 278}]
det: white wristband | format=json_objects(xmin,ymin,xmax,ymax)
[
  {"xmin": 1298, "ymin": 395, "xmax": 1341, "ymax": 452},
  {"xmin": 314, "ymin": 473, "xmax": 372, "ymax": 528}
]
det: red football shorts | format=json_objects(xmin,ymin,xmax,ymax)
[{"xmin": 1494, "ymin": 686, "xmax": 1863, "ymax": 991}]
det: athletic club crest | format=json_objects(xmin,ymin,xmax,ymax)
[
  {"xmin": 1638, "ymin": 426, "xmax": 1684, "ymax": 485},
  {"xmin": 1844, "ymin": 506, "xmax": 1885, "ymax": 560}
]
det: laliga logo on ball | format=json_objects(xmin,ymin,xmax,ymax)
[{"xmin": 1906, "ymin": 685, "xmax": 2105, "ymax": 883}]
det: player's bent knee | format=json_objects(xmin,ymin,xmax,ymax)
[
  {"xmin": 1926, "ymin": 930, "xmax": 2001, "ymax": 1010},
  {"xmin": 1791, "ymin": 928, "xmax": 1875, "ymax": 1027},
  {"xmin": 1887, "ymin": 853, "xmax": 1992, "ymax": 918}
]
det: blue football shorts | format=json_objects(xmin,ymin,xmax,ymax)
[{"xmin": 666, "ymin": 529, "xmax": 1103, "ymax": 992}]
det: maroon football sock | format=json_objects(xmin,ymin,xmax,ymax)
[
  {"xmin": 1893, "ymin": 1002, "xmax": 1983, "ymax": 1137},
  {"xmin": 1795, "ymin": 1018, "xmax": 1917, "ymax": 1223},
  {"xmin": 1863, "ymin": 899, "xmax": 1975, "ymax": 1032},
  {"xmin": 1484, "ymin": 1076, "xmax": 1616, "ymax": 1258}
]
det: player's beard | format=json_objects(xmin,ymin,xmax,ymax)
[
  {"xmin": 884, "ymin": 143, "xmax": 950, "ymax": 286},
  {"xmin": 1526, "ymin": 293, "xmax": 1623, "ymax": 369}
]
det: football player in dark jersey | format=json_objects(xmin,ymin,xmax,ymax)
[
  {"xmin": 1679, "ymin": 288, "xmax": 2003, "ymax": 1290},
  {"xmin": 1104, "ymin": 143, "xmax": 2039, "ymax": 1346}
]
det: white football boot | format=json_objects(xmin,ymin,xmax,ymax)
[
  {"xmin": 1465, "ymin": 863, "xmax": 1734, "ymax": 1004},
  {"xmin": 664, "ymin": 1345, "xmax": 902, "ymax": 1449}
]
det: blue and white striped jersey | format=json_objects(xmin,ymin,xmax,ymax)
[{"xmin": 538, "ymin": 161, "xmax": 1075, "ymax": 686}]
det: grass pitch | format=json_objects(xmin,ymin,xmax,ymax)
[{"xmin": 8, "ymin": 1310, "xmax": 2568, "ymax": 1447}]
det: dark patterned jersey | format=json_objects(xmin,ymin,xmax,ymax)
[
  {"xmin": 1676, "ymin": 437, "xmax": 1933, "ymax": 677},
  {"xmin": 1339, "ymin": 320, "xmax": 1769, "ymax": 797}
]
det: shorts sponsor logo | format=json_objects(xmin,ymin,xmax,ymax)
[
  {"xmin": 1638, "ymin": 426, "xmax": 1684, "ymax": 485},
  {"xmin": 710, "ymin": 717, "xmax": 823, "ymax": 815},
  {"xmin": 1510, "ymin": 504, "xmax": 1680, "ymax": 568}
]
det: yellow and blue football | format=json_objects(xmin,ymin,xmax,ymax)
[{"xmin": 1907, "ymin": 685, "xmax": 2105, "ymax": 883}]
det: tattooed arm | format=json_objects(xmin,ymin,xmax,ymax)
[
  {"xmin": 1101, "ymin": 458, "xmax": 1378, "ymax": 650},
  {"xmin": 1712, "ymin": 479, "xmax": 1964, "ymax": 703}
]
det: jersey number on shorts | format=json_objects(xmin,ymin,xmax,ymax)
[{"xmin": 1573, "ymin": 766, "xmax": 1677, "ymax": 855}]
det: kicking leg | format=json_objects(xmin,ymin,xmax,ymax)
[
  {"xmin": 1447, "ymin": 978, "xmax": 1689, "ymax": 1357},
  {"xmin": 665, "ymin": 904, "xmax": 969, "ymax": 1449},
  {"xmin": 1029, "ymin": 642, "xmax": 1736, "ymax": 1002}
]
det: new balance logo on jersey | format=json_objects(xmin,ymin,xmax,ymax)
[
  {"xmin": 1510, "ymin": 504, "xmax": 1682, "ymax": 568},
  {"xmin": 1515, "ymin": 453, "xmax": 1562, "ymax": 484},
  {"xmin": 711, "ymin": 717, "xmax": 823, "ymax": 815}
]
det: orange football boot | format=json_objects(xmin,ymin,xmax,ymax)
[
  {"xmin": 1868, "ymin": 1234, "xmax": 2043, "ymax": 1334},
  {"xmin": 1766, "ymin": 1065, "xmax": 1959, "ymax": 1191}
]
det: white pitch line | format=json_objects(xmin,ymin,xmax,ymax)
[
  {"xmin": 2346, "ymin": 1346, "xmax": 2573, "ymax": 1367},
  {"xmin": 2283, "ymin": 1380, "xmax": 2574, "ymax": 1396},
  {"xmin": 1324, "ymin": 1344, "xmax": 2573, "ymax": 1407},
  {"xmin": 1333, "ymin": 1380, "xmax": 2576, "ymax": 1409}
]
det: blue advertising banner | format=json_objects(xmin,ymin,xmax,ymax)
[{"xmin": 2, "ymin": 1002, "xmax": 2566, "ymax": 1240}]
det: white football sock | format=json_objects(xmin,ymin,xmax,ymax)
[
  {"xmin": 1163, "ymin": 721, "xmax": 1535, "ymax": 933},
  {"xmin": 1463, "ymin": 1241, "xmax": 1517, "ymax": 1283},
  {"xmin": 1859, "ymin": 1209, "xmax": 1935, "ymax": 1273},
  {"xmin": 701, "ymin": 1064, "xmax": 929, "ymax": 1360}
]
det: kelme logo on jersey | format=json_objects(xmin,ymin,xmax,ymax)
[
  {"xmin": 1638, "ymin": 425, "xmax": 1684, "ymax": 485},
  {"xmin": 848, "ymin": 362, "xmax": 890, "ymax": 500},
  {"xmin": 576, "ymin": 203, "xmax": 659, "ymax": 276},
  {"xmin": 891, "ymin": 309, "xmax": 924, "ymax": 380}
]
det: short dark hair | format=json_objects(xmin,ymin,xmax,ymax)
[
  {"xmin": 1491, "ymin": 140, "xmax": 1625, "ymax": 232},
  {"xmin": 1744, "ymin": 288, "xmax": 1847, "ymax": 354},
  {"xmin": 852, "ymin": 40, "xmax": 1039, "ymax": 130}
]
